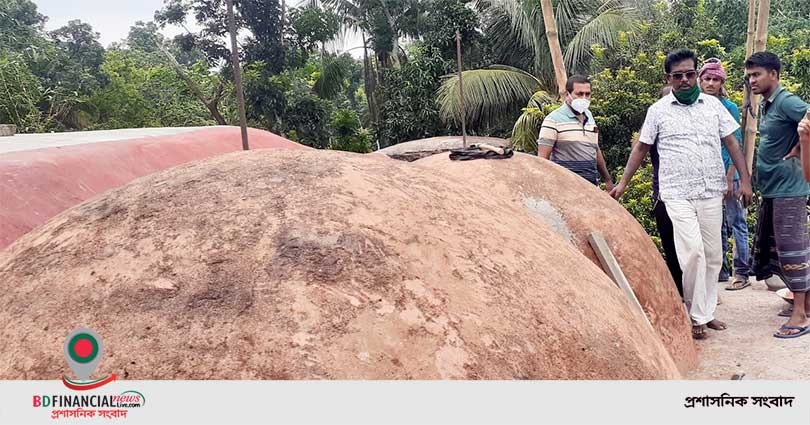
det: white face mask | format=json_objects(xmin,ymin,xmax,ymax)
[{"xmin": 569, "ymin": 97, "xmax": 590, "ymax": 114}]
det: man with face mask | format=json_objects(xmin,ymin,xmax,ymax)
[
  {"xmin": 610, "ymin": 49, "xmax": 753, "ymax": 340},
  {"xmin": 538, "ymin": 75, "xmax": 614, "ymax": 190}
]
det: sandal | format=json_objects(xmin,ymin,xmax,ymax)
[
  {"xmin": 725, "ymin": 278, "xmax": 751, "ymax": 291},
  {"xmin": 692, "ymin": 324, "xmax": 707, "ymax": 340},
  {"xmin": 774, "ymin": 324, "xmax": 810, "ymax": 339}
]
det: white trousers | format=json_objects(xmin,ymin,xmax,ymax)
[{"xmin": 665, "ymin": 197, "xmax": 723, "ymax": 326}]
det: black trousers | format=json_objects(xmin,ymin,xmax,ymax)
[{"xmin": 654, "ymin": 199, "xmax": 684, "ymax": 298}]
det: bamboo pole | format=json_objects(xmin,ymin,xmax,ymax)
[
  {"xmin": 745, "ymin": 0, "xmax": 758, "ymax": 59},
  {"xmin": 743, "ymin": 0, "xmax": 771, "ymax": 174},
  {"xmin": 456, "ymin": 31, "xmax": 467, "ymax": 149},
  {"xmin": 754, "ymin": 0, "xmax": 771, "ymax": 53},
  {"xmin": 226, "ymin": 0, "xmax": 250, "ymax": 151},
  {"xmin": 741, "ymin": 0, "xmax": 759, "ymax": 174},
  {"xmin": 539, "ymin": 0, "xmax": 568, "ymax": 98}
]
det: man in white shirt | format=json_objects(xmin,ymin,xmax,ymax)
[{"xmin": 610, "ymin": 49, "xmax": 753, "ymax": 340}]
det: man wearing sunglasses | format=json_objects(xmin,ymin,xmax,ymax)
[
  {"xmin": 611, "ymin": 49, "xmax": 753, "ymax": 340},
  {"xmin": 698, "ymin": 59, "xmax": 752, "ymax": 292}
]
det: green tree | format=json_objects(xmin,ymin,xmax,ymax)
[
  {"xmin": 283, "ymin": 93, "xmax": 333, "ymax": 148},
  {"xmin": 705, "ymin": 0, "xmax": 747, "ymax": 49},
  {"xmin": 155, "ymin": 0, "xmax": 286, "ymax": 70},
  {"xmin": 330, "ymin": 109, "xmax": 373, "ymax": 152},
  {"xmin": 0, "ymin": 0, "xmax": 49, "ymax": 57},
  {"xmin": 437, "ymin": 0, "xmax": 645, "ymax": 132},
  {"xmin": 0, "ymin": 51, "xmax": 66, "ymax": 132},
  {"xmin": 377, "ymin": 46, "xmax": 452, "ymax": 147},
  {"xmin": 87, "ymin": 46, "xmax": 221, "ymax": 130},
  {"xmin": 46, "ymin": 20, "xmax": 106, "ymax": 93},
  {"xmin": 421, "ymin": 0, "xmax": 479, "ymax": 60},
  {"xmin": 290, "ymin": 6, "xmax": 341, "ymax": 54}
]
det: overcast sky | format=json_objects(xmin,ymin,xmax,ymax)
[
  {"xmin": 33, "ymin": 0, "xmax": 361, "ymax": 55},
  {"xmin": 35, "ymin": 0, "xmax": 178, "ymax": 47}
]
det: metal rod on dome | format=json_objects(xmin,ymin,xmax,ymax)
[
  {"xmin": 226, "ymin": 0, "xmax": 249, "ymax": 151},
  {"xmin": 455, "ymin": 30, "xmax": 467, "ymax": 149}
]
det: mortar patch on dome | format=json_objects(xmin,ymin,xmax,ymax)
[{"xmin": 522, "ymin": 196, "xmax": 573, "ymax": 242}]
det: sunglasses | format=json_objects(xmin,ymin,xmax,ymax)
[{"xmin": 668, "ymin": 70, "xmax": 697, "ymax": 81}]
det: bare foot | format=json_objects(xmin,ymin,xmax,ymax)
[
  {"xmin": 707, "ymin": 319, "xmax": 727, "ymax": 331},
  {"xmin": 692, "ymin": 324, "xmax": 707, "ymax": 339}
]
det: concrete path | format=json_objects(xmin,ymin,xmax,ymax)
[
  {"xmin": 687, "ymin": 279, "xmax": 810, "ymax": 379},
  {"xmin": 0, "ymin": 126, "xmax": 218, "ymax": 155}
]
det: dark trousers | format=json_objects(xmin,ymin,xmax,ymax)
[{"xmin": 654, "ymin": 199, "xmax": 684, "ymax": 298}]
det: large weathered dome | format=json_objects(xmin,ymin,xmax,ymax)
[
  {"xmin": 0, "ymin": 150, "xmax": 680, "ymax": 379},
  {"xmin": 415, "ymin": 152, "xmax": 697, "ymax": 373}
]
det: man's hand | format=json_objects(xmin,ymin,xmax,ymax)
[
  {"xmin": 604, "ymin": 180, "xmax": 615, "ymax": 193},
  {"xmin": 800, "ymin": 116, "xmax": 810, "ymax": 146},
  {"xmin": 724, "ymin": 178, "xmax": 734, "ymax": 200},
  {"xmin": 724, "ymin": 166, "xmax": 736, "ymax": 200},
  {"xmin": 609, "ymin": 182, "xmax": 626, "ymax": 200},
  {"xmin": 798, "ymin": 115, "xmax": 810, "ymax": 181},
  {"xmin": 736, "ymin": 180, "xmax": 754, "ymax": 207},
  {"xmin": 784, "ymin": 144, "xmax": 800, "ymax": 160}
]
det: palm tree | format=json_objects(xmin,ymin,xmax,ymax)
[
  {"xmin": 321, "ymin": 0, "xmax": 417, "ymax": 123},
  {"xmin": 437, "ymin": 0, "xmax": 644, "ymax": 143},
  {"xmin": 299, "ymin": 0, "xmax": 378, "ymax": 121}
]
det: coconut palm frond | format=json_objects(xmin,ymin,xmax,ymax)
[
  {"xmin": 564, "ymin": 6, "xmax": 639, "ymax": 70},
  {"xmin": 314, "ymin": 58, "xmax": 351, "ymax": 99},
  {"xmin": 437, "ymin": 65, "xmax": 542, "ymax": 128}
]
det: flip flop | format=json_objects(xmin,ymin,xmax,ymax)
[
  {"xmin": 773, "ymin": 324, "xmax": 810, "ymax": 339},
  {"xmin": 692, "ymin": 325, "xmax": 707, "ymax": 340},
  {"xmin": 725, "ymin": 279, "xmax": 751, "ymax": 291},
  {"xmin": 778, "ymin": 308, "xmax": 793, "ymax": 317}
]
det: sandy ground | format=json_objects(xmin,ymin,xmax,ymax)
[{"xmin": 687, "ymin": 279, "xmax": 810, "ymax": 379}]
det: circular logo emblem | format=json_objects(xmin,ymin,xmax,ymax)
[{"xmin": 67, "ymin": 333, "xmax": 100, "ymax": 364}]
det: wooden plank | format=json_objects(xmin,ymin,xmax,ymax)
[{"xmin": 588, "ymin": 232, "xmax": 654, "ymax": 331}]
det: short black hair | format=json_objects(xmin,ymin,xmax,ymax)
[
  {"xmin": 566, "ymin": 75, "xmax": 591, "ymax": 93},
  {"xmin": 745, "ymin": 51, "xmax": 781, "ymax": 76},
  {"xmin": 664, "ymin": 49, "xmax": 697, "ymax": 74}
]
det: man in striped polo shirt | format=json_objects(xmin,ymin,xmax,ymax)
[{"xmin": 537, "ymin": 75, "xmax": 614, "ymax": 190}]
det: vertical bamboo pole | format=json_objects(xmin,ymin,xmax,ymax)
[
  {"xmin": 754, "ymin": 0, "xmax": 771, "ymax": 53},
  {"xmin": 456, "ymin": 31, "xmax": 467, "ymax": 149},
  {"xmin": 539, "ymin": 0, "xmax": 568, "ymax": 98},
  {"xmin": 742, "ymin": 0, "xmax": 769, "ymax": 173},
  {"xmin": 226, "ymin": 0, "xmax": 249, "ymax": 151}
]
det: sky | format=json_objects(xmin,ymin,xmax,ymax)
[
  {"xmin": 33, "ymin": 0, "xmax": 362, "ymax": 56},
  {"xmin": 35, "ymin": 0, "xmax": 182, "ymax": 47}
]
